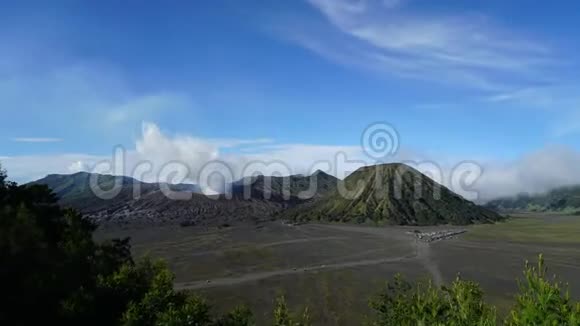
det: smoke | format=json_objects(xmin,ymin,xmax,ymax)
[
  {"xmin": 130, "ymin": 124, "xmax": 580, "ymax": 201},
  {"xmin": 134, "ymin": 123, "xmax": 219, "ymax": 184},
  {"xmin": 4, "ymin": 122, "xmax": 580, "ymax": 202},
  {"xmin": 129, "ymin": 123, "xmax": 369, "ymax": 194}
]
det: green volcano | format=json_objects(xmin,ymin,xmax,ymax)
[{"xmin": 285, "ymin": 163, "xmax": 502, "ymax": 225}]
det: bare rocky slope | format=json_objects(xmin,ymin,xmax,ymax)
[
  {"xmin": 30, "ymin": 164, "xmax": 501, "ymax": 228},
  {"xmin": 29, "ymin": 171, "xmax": 339, "ymax": 228}
]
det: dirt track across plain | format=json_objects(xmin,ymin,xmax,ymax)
[
  {"xmin": 96, "ymin": 215, "xmax": 580, "ymax": 325},
  {"xmin": 172, "ymin": 223, "xmax": 442, "ymax": 290}
]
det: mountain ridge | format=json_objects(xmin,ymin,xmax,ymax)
[
  {"xmin": 29, "ymin": 164, "xmax": 501, "ymax": 227},
  {"xmin": 231, "ymin": 171, "xmax": 339, "ymax": 201}
]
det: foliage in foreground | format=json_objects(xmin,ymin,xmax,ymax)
[
  {"xmin": 505, "ymin": 254, "xmax": 580, "ymax": 325},
  {"xmin": 369, "ymin": 257, "xmax": 580, "ymax": 325},
  {"xmin": 1, "ymin": 164, "xmax": 580, "ymax": 325},
  {"xmin": 368, "ymin": 258, "xmax": 580, "ymax": 326},
  {"xmin": 0, "ymin": 165, "xmax": 304, "ymax": 325},
  {"xmin": 370, "ymin": 275, "xmax": 496, "ymax": 325}
]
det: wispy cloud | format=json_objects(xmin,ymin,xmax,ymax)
[
  {"xmin": 484, "ymin": 85, "xmax": 579, "ymax": 108},
  {"xmin": 551, "ymin": 110, "xmax": 580, "ymax": 137},
  {"xmin": 207, "ymin": 138, "xmax": 275, "ymax": 148},
  {"xmin": 12, "ymin": 137, "xmax": 63, "ymax": 143},
  {"xmin": 0, "ymin": 58, "xmax": 193, "ymax": 140},
  {"xmin": 480, "ymin": 85, "xmax": 580, "ymax": 136},
  {"xmin": 271, "ymin": 0, "xmax": 556, "ymax": 91},
  {"xmin": 5, "ymin": 122, "xmax": 580, "ymax": 202},
  {"xmin": 104, "ymin": 93, "xmax": 192, "ymax": 126}
]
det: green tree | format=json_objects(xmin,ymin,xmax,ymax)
[
  {"xmin": 0, "ymin": 165, "xmax": 135, "ymax": 324},
  {"xmin": 215, "ymin": 305, "xmax": 255, "ymax": 326},
  {"xmin": 369, "ymin": 274, "xmax": 496, "ymax": 326},
  {"xmin": 119, "ymin": 259, "xmax": 189, "ymax": 326},
  {"xmin": 0, "ymin": 164, "xmax": 7, "ymax": 186},
  {"xmin": 0, "ymin": 166, "xmax": 243, "ymax": 325},
  {"xmin": 505, "ymin": 254, "xmax": 580, "ymax": 325},
  {"xmin": 273, "ymin": 295, "xmax": 311, "ymax": 326},
  {"xmin": 1, "ymin": 181, "xmax": 97, "ymax": 322},
  {"xmin": 4, "ymin": 164, "xmax": 580, "ymax": 325},
  {"xmin": 155, "ymin": 296, "xmax": 213, "ymax": 326}
]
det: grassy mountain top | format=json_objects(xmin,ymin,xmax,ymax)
[{"xmin": 285, "ymin": 163, "xmax": 502, "ymax": 225}]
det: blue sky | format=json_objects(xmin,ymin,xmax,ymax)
[{"xmin": 2, "ymin": 0, "xmax": 580, "ymax": 199}]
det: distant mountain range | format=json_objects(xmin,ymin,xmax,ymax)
[
  {"xmin": 29, "ymin": 164, "xmax": 502, "ymax": 228},
  {"xmin": 485, "ymin": 185, "xmax": 580, "ymax": 214},
  {"xmin": 28, "ymin": 171, "xmax": 339, "ymax": 228},
  {"xmin": 28, "ymin": 172, "xmax": 201, "ymax": 213},
  {"xmin": 231, "ymin": 170, "xmax": 338, "ymax": 201}
]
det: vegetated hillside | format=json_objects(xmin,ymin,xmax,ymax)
[
  {"xmin": 30, "ymin": 165, "xmax": 501, "ymax": 227},
  {"xmin": 284, "ymin": 163, "xmax": 503, "ymax": 225},
  {"xmin": 485, "ymin": 185, "xmax": 580, "ymax": 214},
  {"xmin": 6, "ymin": 165, "xmax": 580, "ymax": 325},
  {"xmin": 28, "ymin": 172, "xmax": 201, "ymax": 214},
  {"xmin": 231, "ymin": 170, "xmax": 339, "ymax": 201},
  {"xmin": 28, "ymin": 171, "xmax": 337, "ymax": 228}
]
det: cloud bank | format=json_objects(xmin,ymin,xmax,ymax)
[
  {"xmin": 3, "ymin": 122, "xmax": 580, "ymax": 201},
  {"xmin": 475, "ymin": 146, "xmax": 580, "ymax": 201}
]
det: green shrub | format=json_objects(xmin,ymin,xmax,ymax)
[
  {"xmin": 369, "ymin": 274, "xmax": 496, "ymax": 325},
  {"xmin": 155, "ymin": 295, "xmax": 212, "ymax": 326},
  {"xmin": 215, "ymin": 305, "xmax": 255, "ymax": 326},
  {"xmin": 505, "ymin": 254, "xmax": 580, "ymax": 325},
  {"xmin": 273, "ymin": 295, "xmax": 311, "ymax": 326},
  {"xmin": 2, "ymin": 165, "xmax": 580, "ymax": 325}
]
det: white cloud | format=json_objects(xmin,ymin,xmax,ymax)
[
  {"xmin": 0, "ymin": 59, "xmax": 192, "ymax": 139},
  {"xmin": 130, "ymin": 123, "xmax": 372, "ymax": 191},
  {"xmin": 0, "ymin": 154, "xmax": 106, "ymax": 183},
  {"xmin": 68, "ymin": 160, "xmax": 89, "ymax": 173},
  {"xmin": 134, "ymin": 122, "xmax": 220, "ymax": 178},
  {"xmin": 0, "ymin": 121, "xmax": 371, "ymax": 187},
  {"xmin": 474, "ymin": 146, "xmax": 580, "ymax": 200},
  {"xmin": 480, "ymin": 85, "xmax": 580, "ymax": 137},
  {"xmin": 104, "ymin": 93, "xmax": 192, "ymax": 126},
  {"xmin": 4, "ymin": 122, "xmax": 580, "ymax": 202},
  {"xmin": 485, "ymin": 85, "xmax": 580, "ymax": 108},
  {"xmin": 271, "ymin": 0, "xmax": 555, "ymax": 90},
  {"xmin": 12, "ymin": 137, "xmax": 63, "ymax": 143},
  {"xmin": 208, "ymin": 138, "xmax": 274, "ymax": 148}
]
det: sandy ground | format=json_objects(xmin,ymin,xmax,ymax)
[{"xmin": 96, "ymin": 215, "xmax": 580, "ymax": 325}]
